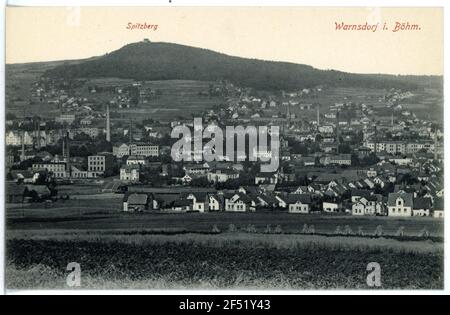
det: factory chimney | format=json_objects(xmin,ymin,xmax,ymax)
[
  {"xmin": 317, "ymin": 105, "xmax": 320, "ymax": 127},
  {"xmin": 434, "ymin": 129, "xmax": 438, "ymax": 160},
  {"xmin": 129, "ymin": 119, "xmax": 133, "ymax": 144},
  {"xmin": 37, "ymin": 119, "xmax": 41, "ymax": 149},
  {"xmin": 106, "ymin": 103, "xmax": 111, "ymax": 142},
  {"xmin": 66, "ymin": 131, "xmax": 71, "ymax": 177},
  {"xmin": 20, "ymin": 131, "xmax": 25, "ymax": 161}
]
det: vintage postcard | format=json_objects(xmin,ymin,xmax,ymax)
[{"xmin": 3, "ymin": 5, "xmax": 444, "ymax": 293}]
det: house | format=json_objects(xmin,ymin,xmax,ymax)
[
  {"xmin": 432, "ymin": 198, "xmax": 444, "ymax": 219},
  {"xmin": 208, "ymin": 194, "xmax": 222, "ymax": 211},
  {"xmin": 387, "ymin": 193, "xmax": 414, "ymax": 217},
  {"xmin": 328, "ymin": 154, "xmax": 352, "ymax": 166},
  {"xmin": 129, "ymin": 143, "xmax": 159, "ymax": 157},
  {"xmin": 184, "ymin": 164, "xmax": 210, "ymax": 175},
  {"xmin": 275, "ymin": 195, "xmax": 288, "ymax": 208},
  {"xmin": 322, "ymin": 201, "xmax": 341, "ymax": 213},
  {"xmin": 351, "ymin": 189, "xmax": 372, "ymax": 203},
  {"xmin": 32, "ymin": 162, "xmax": 67, "ymax": 178},
  {"xmin": 256, "ymin": 193, "xmax": 280, "ymax": 209},
  {"xmin": 123, "ymin": 193, "xmax": 152, "ymax": 212},
  {"xmin": 207, "ymin": 169, "xmax": 239, "ymax": 183},
  {"xmin": 120, "ymin": 165, "xmax": 140, "ymax": 182},
  {"xmin": 6, "ymin": 182, "xmax": 27, "ymax": 203},
  {"xmin": 224, "ymin": 193, "xmax": 256, "ymax": 212},
  {"xmin": 186, "ymin": 192, "xmax": 209, "ymax": 212},
  {"xmin": 88, "ymin": 153, "xmax": 115, "ymax": 175},
  {"xmin": 294, "ymin": 186, "xmax": 309, "ymax": 194},
  {"xmin": 170, "ymin": 199, "xmax": 193, "ymax": 212},
  {"xmin": 287, "ymin": 194, "xmax": 312, "ymax": 214},
  {"xmin": 126, "ymin": 155, "xmax": 146, "ymax": 166},
  {"xmin": 301, "ymin": 156, "xmax": 316, "ymax": 167},
  {"xmin": 255, "ymin": 173, "xmax": 278, "ymax": 185},
  {"xmin": 113, "ymin": 143, "xmax": 130, "ymax": 158},
  {"xmin": 412, "ymin": 197, "xmax": 432, "ymax": 217},
  {"xmin": 352, "ymin": 195, "xmax": 384, "ymax": 216}
]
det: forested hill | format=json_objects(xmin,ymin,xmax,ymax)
[{"xmin": 44, "ymin": 40, "xmax": 442, "ymax": 91}]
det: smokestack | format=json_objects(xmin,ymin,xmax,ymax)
[
  {"xmin": 317, "ymin": 105, "xmax": 320, "ymax": 127},
  {"xmin": 434, "ymin": 129, "xmax": 438, "ymax": 160},
  {"xmin": 336, "ymin": 111, "xmax": 340, "ymax": 154},
  {"xmin": 129, "ymin": 119, "xmax": 132, "ymax": 144},
  {"xmin": 374, "ymin": 126, "xmax": 377, "ymax": 156},
  {"xmin": 37, "ymin": 120, "xmax": 41, "ymax": 149},
  {"xmin": 106, "ymin": 104, "xmax": 111, "ymax": 142},
  {"xmin": 20, "ymin": 131, "xmax": 25, "ymax": 161},
  {"xmin": 66, "ymin": 131, "xmax": 71, "ymax": 177}
]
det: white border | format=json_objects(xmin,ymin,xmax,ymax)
[{"xmin": 0, "ymin": 0, "xmax": 448, "ymax": 296}]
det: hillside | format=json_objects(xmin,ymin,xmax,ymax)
[{"xmin": 44, "ymin": 40, "xmax": 442, "ymax": 91}]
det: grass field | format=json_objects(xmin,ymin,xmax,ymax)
[
  {"xmin": 6, "ymin": 204, "xmax": 444, "ymax": 237},
  {"xmin": 5, "ymin": 195, "xmax": 445, "ymax": 290},
  {"xmin": 6, "ymin": 232, "xmax": 444, "ymax": 290}
]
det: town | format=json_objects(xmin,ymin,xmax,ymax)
[{"xmin": 5, "ymin": 72, "xmax": 444, "ymax": 220}]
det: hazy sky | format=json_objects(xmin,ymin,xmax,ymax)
[{"xmin": 6, "ymin": 6, "xmax": 444, "ymax": 75}]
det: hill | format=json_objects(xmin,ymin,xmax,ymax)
[{"xmin": 44, "ymin": 40, "xmax": 442, "ymax": 91}]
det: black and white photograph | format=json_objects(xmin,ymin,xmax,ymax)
[{"xmin": 1, "ymin": 3, "xmax": 447, "ymax": 296}]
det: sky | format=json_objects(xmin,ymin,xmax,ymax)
[{"xmin": 6, "ymin": 6, "xmax": 444, "ymax": 75}]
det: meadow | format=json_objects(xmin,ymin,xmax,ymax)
[
  {"xmin": 6, "ymin": 202, "xmax": 444, "ymax": 290},
  {"xmin": 6, "ymin": 231, "xmax": 443, "ymax": 290}
]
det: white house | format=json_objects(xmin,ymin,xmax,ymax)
[
  {"xmin": 224, "ymin": 193, "xmax": 256, "ymax": 212},
  {"xmin": 120, "ymin": 165, "xmax": 140, "ymax": 182},
  {"xmin": 387, "ymin": 193, "xmax": 413, "ymax": 217},
  {"xmin": 352, "ymin": 195, "xmax": 384, "ymax": 216},
  {"xmin": 323, "ymin": 202, "xmax": 340, "ymax": 213},
  {"xmin": 208, "ymin": 169, "xmax": 240, "ymax": 183},
  {"xmin": 186, "ymin": 192, "xmax": 209, "ymax": 212},
  {"xmin": 208, "ymin": 194, "xmax": 222, "ymax": 211},
  {"xmin": 126, "ymin": 155, "xmax": 146, "ymax": 166},
  {"xmin": 288, "ymin": 194, "xmax": 312, "ymax": 214}
]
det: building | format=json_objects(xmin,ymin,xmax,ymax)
[
  {"xmin": 322, "ymin": 202, "xmax": 341, "ymax": 213},
  {"xmin": 287, "ymin": 194, "xmax": 312, "ymax": 214},
  {"xmin": 255, "ymin": 173, "xmax": 278, "ymax": 185},
  {"xmin": 113, "ymin": 143, "xmax": 130, "ymax": 158},
  {"xmin": 328, "ymin": 154, "xmax": 352, "ymax": 166},
  {"xmin": 412, "ymin": 197, "xmax": 432, "ymax": 217},
  {"xmin": 32, "ymin": 162, "xmax": 67, "ymax": 178},
  {"xmin": 433, "ymin": 198, "xmax": 444, "ymax": 219},
  {"xmin": 76, "ymin": 127, "xmax": 100, "ymax": 139},
  {"xmin": 129, "ymin": 143, "xmax": 159, "ymax": 157},
  {"xmin": 208, "ymin": 194, "xmax": 222, "ymax": 211},
  {"xmin": 208, "ymin": 169, "xmax": 239, "ymax": 183},
  {"xmin": 6, "ymin": 130, "xmax": 33, "ymax": 146},
  {"xmin": 120, "ymin": 165, "xmax": 140, "ymax": 182},
  {"xmin": 225, "ymin": 193, "xmax": 256, "ymax": 212},
  {"xmin": 123, "ymin": 193, "xmax": 152, "ymax": 212},
  {"xmin": 387, "ymin": 193, "xmax": 414, "ymax": 217},
  {"xmin": 185, "ymin": 164, "xmax": 209, "ymax": 175},
  {"xmin": 55, "ymin": 114, "xmax": 76, "ymax": 125},
  {"xmin": 186, "ymin": 192, "xmax": 209, "ymax": 212},
  {"xmin": 352, "ymin": 195, "xmax": 384, "ymax": 216},
  {"xmin": 88, "ymin": 153, "xmax": 115, "ymax": 175},
  {"xmin": 126, "ymin": 155, "xmax": 146, "ymax": 166}
]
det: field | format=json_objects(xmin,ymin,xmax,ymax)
[
  {"xmin": 6, "ymin": 231, "xmax": 444, "ymax": 290},
  {"xmin": 6, "ymin": 202, "xmax": 444, "ymax": 290}
]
